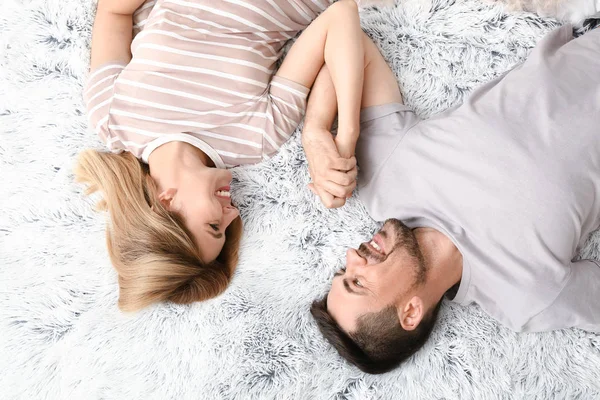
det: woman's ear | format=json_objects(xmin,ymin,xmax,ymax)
[
  {"xmin": 398, "ymin": 296, "xmax": 424, "ymax": 331},
  {"xmin": 158, "ymin": 188, "xmax": 178, "ymax": 211}
]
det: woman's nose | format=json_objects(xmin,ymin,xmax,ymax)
[
  {"xmin": 345, "ymin": 248, "xmax": 367, "ymax": 272},
  {"xmin": 222, "ymin": 206, "xmax": 239, "ymax": 228}
]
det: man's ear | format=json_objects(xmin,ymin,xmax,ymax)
[
  {"xmin": 158, "ymin": 188, "xmax": 177, "ymax": 211},
  {"xmin": 398, "ymin": 296, "xmax": 424, "ymax": 331}
]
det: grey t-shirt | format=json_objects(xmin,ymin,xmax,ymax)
[{"xmin": 356, "ymin": 26, "xmax": 600, "ymax": 332}]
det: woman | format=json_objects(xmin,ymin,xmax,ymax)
[{"xmin": 79, "ymin": 0, "xmax": 373, "ymax": 311}]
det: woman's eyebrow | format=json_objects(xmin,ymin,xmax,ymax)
[{"xmin": 207, "ymin": 231, "xmax": 223, "ymax": 239}]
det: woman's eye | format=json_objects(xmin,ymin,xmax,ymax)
[
  {"xmin": 354, "ymin": 279, "xmax": 362, "ymax": 288},
  {"xmin": 209, "ymin": 223, "xmax": 220, "ymax": 231}
]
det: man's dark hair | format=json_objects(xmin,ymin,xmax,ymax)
[{"xmin": 310, "ymin": 297, "xmax": 442, "ymax": 374}]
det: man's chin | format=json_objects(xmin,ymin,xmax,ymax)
[
  {"xmin": 384, "ymin": 218, "xmax": 416, "ymax": 242},
  {"xmin": 383, "ymin": 218, "xmax": 404, "ymax": 232}
]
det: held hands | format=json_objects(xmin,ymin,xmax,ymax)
[
  {"xmin": 334, "ymin": 133, "xmax": 357, "ymax": 160},
  {"xmin": 302, "ymin": 127, "xmax": 357, "ymax": 209}
]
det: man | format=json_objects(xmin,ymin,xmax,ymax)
[{"xmin": 302, "ymin": 25, "xmax": 600, "ymax": 374}]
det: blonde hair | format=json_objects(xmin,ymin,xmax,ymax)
[{"xmin": 74, "ymin": 150, "xmax": 242, "ymax": 312}]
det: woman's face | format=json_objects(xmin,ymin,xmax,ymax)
[{"xmin": 170, "ymin": 167, "xmax": 239, "ymax": 263}]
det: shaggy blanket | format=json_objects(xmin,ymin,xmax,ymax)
[{"xmin": 1, "ymin": 0, "xmax": 599, "ymax": 398}]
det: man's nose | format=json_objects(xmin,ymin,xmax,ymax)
[{"xmin": 345, "ymin": 248, "xmax": 367, "ymax": 273}]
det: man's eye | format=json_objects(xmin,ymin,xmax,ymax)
[
  {"xmin": 209, "ymin": 223, "xmax": 220, "ymax": 231},
  {"xmin": 354, "ymin": 279, "xmax": 363, "ymax": 288}
]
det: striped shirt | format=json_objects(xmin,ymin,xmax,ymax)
[{"xmin": 84, "ymin": 0, "xmax": 332, "ymax": 168}]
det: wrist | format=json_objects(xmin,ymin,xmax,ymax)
[
  {"xmin": 334, "ymin": 135, "xmax": 357, "ymax": 159},
  {"xmin": 335, "ymin": 132, "xmax": 358, "ymax": 147},
  {"xmin": 303, "ymin": 117, "xmax": 332, "ymax": 132},
  {"xmin": 336, "ymin": 124, "xmax": 360, "ymax": 138}
]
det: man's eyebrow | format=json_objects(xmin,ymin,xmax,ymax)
[
  {"xmin": 343, "ymin": 278, "xmax": 363, "ymax": 295},
  {"xmin": 207, "ymin": 231, "xmax": 223, "ymax": 239}
]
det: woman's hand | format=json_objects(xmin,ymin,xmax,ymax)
[{"xmin": 302, "ymin": 127, "xmax": 357, "ymax": 209}]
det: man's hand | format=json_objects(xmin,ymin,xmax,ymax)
[
  {"xmin": 302, "ymin": 126, "xmax": 357, "ymax": 208},
  {"xmin": 334, "ymin": 132, "xmax": 358, "ymax": 160}
]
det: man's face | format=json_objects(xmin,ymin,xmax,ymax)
[{"xmin": 327, "ymin": 219, "xmax": 425, "ymax": 333}]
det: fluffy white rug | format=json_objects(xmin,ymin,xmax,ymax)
[{"xmin": 1, "ymin": 0, "xmax": 599, "ymax": 398}]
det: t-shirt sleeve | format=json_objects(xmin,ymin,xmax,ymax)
[
  {"xmin": 356, "ymin": 103, "xmax": 421, "ymax": 186},
  {"xmin": 522, "ymin": 259, "xmax": 600, "ymax": 333},
  {"xmin": 83, "ymin": 63, "xmax": 126, "ymax": 148},
  {"xmin": 262, "ymin": 75, "xmax": 310, "ymax": 157}
]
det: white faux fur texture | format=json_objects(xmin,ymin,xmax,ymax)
[
  {"xmin": 489, "ymin": 0, "xmax": 600, "ymax": 23},
  {"xmin": 1, "ymin": 0, "xmax": 599, "ymax": 399}
]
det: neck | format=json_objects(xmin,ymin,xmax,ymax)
[
  {"xmin": 147, "ymin": 141, "xmax": 213, "ymax": 190},
  {"xmin": 413, "ymin": 227, "xmax": 463, "ymax": 307}
]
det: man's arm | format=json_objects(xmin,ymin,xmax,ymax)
[
  {"xmin": 336, "ymin": 32, "xmax": 404, "ymax": 157},
  {"xmin": 523, "ymin": 259, "xmax": 600, "ymax": 332},
  {"xmin": 89, "ymin": 0, "xmax": 146, "ymax": 70},
  {"xmin": 302, "ymin": 33, "xmax": 404, "ymax": 208}
]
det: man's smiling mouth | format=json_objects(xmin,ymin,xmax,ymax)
[{"xmin": 368, "ymin": 239, "xmax": 383, "ymax": 254}]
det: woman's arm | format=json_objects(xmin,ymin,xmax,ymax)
[
  {"xmin": 275, "ymin": 0, "xmax": 365, "ymax": 159},
  {"xmin": 89, "ymin": 0, "xmax": 146, "ymax": 70}
]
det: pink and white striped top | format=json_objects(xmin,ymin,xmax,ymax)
[{"xmin": 84, "ymin": 0, "xmax": 331, "ymax": 168}]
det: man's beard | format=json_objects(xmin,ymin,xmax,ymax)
[{"xmin": 358, "ymin": 218, "xmax": 427, "ymax": 284}]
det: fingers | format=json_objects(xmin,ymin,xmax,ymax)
[
  {"xmin": 308, "ymin": 162, "xmax": 357, "ymax": 208},
  {"xmin": 330, "ymin": 156, "xmax": 356, "ymax": 172},
  {"xmin": 344, "ymin": 178, "xmax": 357, "ymax": 198},
  {"xmin": 304, "ymin": 136, "xmax": 358, "ymax": 208},
  {"xmin": 326, "ymin": 168, "xmax": 358, "ymax": 187},
  {"xmin": 308, "ymin": 182, "xmax": 347, "ymax": 208},
  {"xmin": 348, "ymin": 165, "xmax": 358, "ymax": 179},
  {"xmin": 315, "ymin": 166, "xmax": 357, "ymax": 197},
  {"xmin": 325, "ymin": 197, "xmax": 347, "ymax": 209},
  {"xmin": 308, "ymin": 177, "xmax": 356, "ymax": 208},
  {"xmin": 321, "ymin": 179, "xmax": 356, "ymax": 199},
  {"xmin": 310, "ymin": 158, "xmax": 357, "ymax": 187},
  {"xmin": 317, "ymin": 189, "xmax": 347, "ymax": 209}
]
